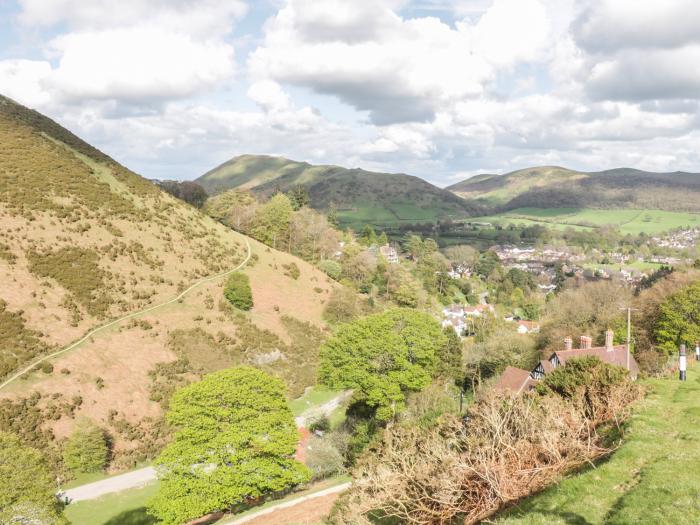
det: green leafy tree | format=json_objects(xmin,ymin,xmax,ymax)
[
  {"xmin": 0, "ymin": 432, "xmax": 67, "ymax": 525},
  {"xmin": 223, "ymin": 272, "xmax": 253, "ymax": 310},
  {"xmin": 360, "ymin": 225, "xmax": 378, "ymax": 246},
  {"xmin": 286, "ymin": 185, "xmax": 310, "ymax": 211},
  {"xmin": 437, "ymin": 327, "xmax": 464, "ymax": 382},
  {"xmin": 319, "ymin": 309, "xmax": 446, "ymax": 420},
  {"xmin": 252, "ymin": 193, "xmax": 294, "ymax": 249},
  {"xmin": 377, "ymin": 232, "xmax": 389, "ymax": 246},
  {"xmin": 655, "ymin": 281, "xmax": 700, "ymax": 354},
  {"xmin": 319, "ymin": 259, "xmax": 342, "ymax": 280},
  {"xmin": 62, "ymin": 419, "xmax": 109, "ymax": 473},
  {"xmin": 148, "ymin": 367, "xmax": 310, "ymax": 525}
]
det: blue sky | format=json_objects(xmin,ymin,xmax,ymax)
[{"xmin": 2, "ymin": 0, "xmax": 700, "ymax": 184}]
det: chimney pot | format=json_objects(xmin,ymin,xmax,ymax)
[
  {"xmin": 605, "ymin": 329, "xmax": 614, "ymax": 351},
  {"xmin": 580, "ymin": 335, "xmax": 592, "ymax": 349},
  {"xmin": 564, "ymin": 336, "xmax": 573, "ymax": 351}
]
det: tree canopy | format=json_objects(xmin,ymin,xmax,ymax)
[
  {"xmin": 148, "ymin": 367, "xmax": 310, "ymax": 525},
  {"xmin": 0, "ymin": 432, "xmax": 66, "ymax": 525},
  {"xmin": 319, "ymin": 308, "xmax": 447, "ymax": 420},
  {"xmin": 655, "ymin": 281, "xmax": 700, "ymax": 354},
  {"xmin": 62, "ymin": 418, "xmax": 109, "ymax": 473}
]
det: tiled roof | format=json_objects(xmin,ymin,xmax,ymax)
[
  {"xmin": 494, "ymin": 366, "xmax": 536, "ymax": 393},
  {"xmin": 551, "ymin": 345, "xmax": 639, "ymax": 375}
]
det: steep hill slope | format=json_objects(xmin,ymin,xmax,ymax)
[
  {"xmin": 448, "ymin": 166, "xmax": 700, "ymax": 211},
  {"xmin": 197, "ymin": 154, "xmax": 482, "ymax": 227},
  {"xmin": 0, "ymin": 96, "xmax": 338, "ymax": 466}
]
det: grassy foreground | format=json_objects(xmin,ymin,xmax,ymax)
[{"xmin": 496, "ymin": 365, "xmax": 700, "ymax": 524}]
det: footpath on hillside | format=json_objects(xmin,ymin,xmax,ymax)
[{"xmin": 496, "ymin": 365, "xmax": 700, "ymax": 524}]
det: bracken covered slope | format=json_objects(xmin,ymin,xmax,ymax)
[{"xmin": 0, "ymin": 96, "xmax": 337, "ymax": 465}]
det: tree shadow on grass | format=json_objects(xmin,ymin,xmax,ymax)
[{"xmin": 103, "ymin": 507, "xmax": 156, "ymax": 525}]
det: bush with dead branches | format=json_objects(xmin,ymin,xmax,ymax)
[{"xmin": 330, "ymin": 358, "xmax": 643, "ymax": 525}]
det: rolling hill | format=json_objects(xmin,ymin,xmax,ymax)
[
  {"xmin": 448, "ymin": 166, "xmax": 700, "ymax": 212},
  {"xmin": 0, "ymin": 95, "xmax": 338, "ymax": 467},
  {"xmin": 197, "ymin": 154, "xmax": 482, "ymax": 227}
]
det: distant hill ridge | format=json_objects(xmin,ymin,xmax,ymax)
[
  {"xmin": 447, "ymin": 166, "xmax": 700, "ymax": 212},
  {"xmin": 197, "ymin": 154, "xmax": 483, "ymax": 227}
]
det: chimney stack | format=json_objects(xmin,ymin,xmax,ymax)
[
  {"xmin": 564, "ymin": 336, "xmax": 573, "ymax": 351},
  {"xmin": 605, "ymin": 329, "xmax": 614, "ymax": 351},
  {"xmin": 580, "ymin": 335, "xmax": 592, "ymax": 349}
]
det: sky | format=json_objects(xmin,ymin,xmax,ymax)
[{"xmin": 2, "ymin": 0, "xmax": 700, "ymax": 186}]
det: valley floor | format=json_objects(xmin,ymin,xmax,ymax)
[{"xmin": 496, "ymin": 365, "xmax": 700, "ymax": 524}]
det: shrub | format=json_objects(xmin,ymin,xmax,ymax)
[
  {"xmin": 323, "ymin": 287, "xmax": 361, "ymax": 324},
  {"xmin": 62, "ymin": 419, "xmax": 109, "ymax": 473},
  {"xmin": 223, "ymin": 272, "xmax": 253, "ymax": 311},
  {"xmin": 320, "ymin": 260, "xmax": 342, "ymax": 280},
  {"xmin": 282, "ymin": 262, "xmax": 300, "ymax": 280},
  {"xmin": 306, "ymin": 436, "xmax": 346, "ymax": 481},
  {"xmin": 333, "ymin": 365, "xmax": 642, "ymax": 525},
  {"xmin": 309, "ymin": 415, "xmax": 331, "ymax": 433}
]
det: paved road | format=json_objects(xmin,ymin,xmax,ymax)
[
  {"xmin": 294, "ymin": 391, "xmax": 352, "ymax": 427},
  {"xmin": 222, "ymin": 482, "xmax": 352, "ymax": 525},
  {"xmin": 0, "ymin": 238, "xmax": 251, "ymax": 391},
  {"xmin": 63, "ymin": 467, "xmax": 157, "ymax": 503}
]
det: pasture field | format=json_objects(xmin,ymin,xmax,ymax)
[
  {"xmin": 336, "ymin": 200, "xmax": 463, "ymax": 229},
  {"xmin": 469, "ymin": 208, "xmax": 700, "ymax": 235},
  {"xmin": 497, "ymin": 365, "xmax": 700, "ymax": 525}
]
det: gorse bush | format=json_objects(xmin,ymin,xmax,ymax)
[
  {"xmin": 332, "ymin": 359, "xmax": 642, "ymax": 525},
  {"xmin": 223, "ymin": 272, "xmax": 253, "ymax": 310},
  {"xmin": 0, "ymin": 300, "xmax": 52, "ymax": 380},
  {"xmin": 27, "ymin": 247, "xmax": 111, "ymax": 317}
]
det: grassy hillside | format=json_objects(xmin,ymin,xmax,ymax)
[
  {"xmin": 197, "ymin": 154, "xmax": 481, "ymax": 228},
  {"xmin": 448, "ymin": 166, "xmax": 700, "ymax": 212},
  {"xmin": 0, "ymin": 96, "xmax": 338, "ymax": 466},
  {"xmin": 496, "ymin": 365, "xmax": 700, "ymax": 524},
  {"xmin": 470, "ymin": 207, "xmax": 700, "ymax": 235}
]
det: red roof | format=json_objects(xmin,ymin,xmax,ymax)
[
  {"xmin": 551, "ymin": 345, "xmax": 639, "ymax": 376},
  {"xmin": 494, "ymin": 366, "xmax": 537, "ymax": 393}
]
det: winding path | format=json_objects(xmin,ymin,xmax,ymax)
[{"xmin": 0, "ymin": 238, "xmax": 251, "ymax": 391}]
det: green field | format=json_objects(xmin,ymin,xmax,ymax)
[
  {"xmin": 470, "ymin": 208, "xmax": 700, "ymax": 235},
  {"xmin": 336, "ymin": 200, "xmax": 463, "ymax": 229},
  {"xmin": 64, "ymin": 483, "xmax": 158, "ymax": 525},
  {"xmin": 496, "ymin": 365, "xmax": 700, "ymax": 524}
]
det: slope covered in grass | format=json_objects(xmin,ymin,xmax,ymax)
[
  {"xmin": 496, "ymin": 366, "xmax": 700, "ymax": 524},
  {"xmin": 448, "ymin": 166, "xmax": 700, "ymax": 212},
  {"xmin": 197, "ymin": 154, "xmax": 481, "ymax": 227}
]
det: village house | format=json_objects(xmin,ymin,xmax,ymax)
[
  {"xmin": 441, "ymin": 316, "xmax": 466, "ymax": 335},
  {"xmin": 464, "ymin": 303, "xmax": 495, "ymax": 317},
  {"xmin": 516, "ymin": 320, "xmax": 540, "ymax": 334},
  {"xmin": 495, "ymin": 329, "xmax": 639, "ymax": 393},
  {"xmin": 378, "ymin": 244, "xmax": 399, "ymax": 264}
]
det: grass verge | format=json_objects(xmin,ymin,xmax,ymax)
[{"xmin": 496, "ymin": 365, "xmax": 700, "ymax": 524}]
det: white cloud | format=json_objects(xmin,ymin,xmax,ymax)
[
  {"xmin": 247, "ymin": 80, "xmax": 291, "ymax": 112},
  {"xmin": 4, "ymin": 0, "xmax": 700, "ymax": 185},
  {"xmin": 249, "ymin": 0, "xmax": 559, "ymax": 124},
  {"xmin": 46, "ymin": 27, "xmax": 235, "ymax": 102},
  {"xmin": 18, "ymin": 0, "xmax": 247, "ymax": 36},
  {"xmin": 0, "ymin": 59, "xmax": 52, "ymax": 107}
]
